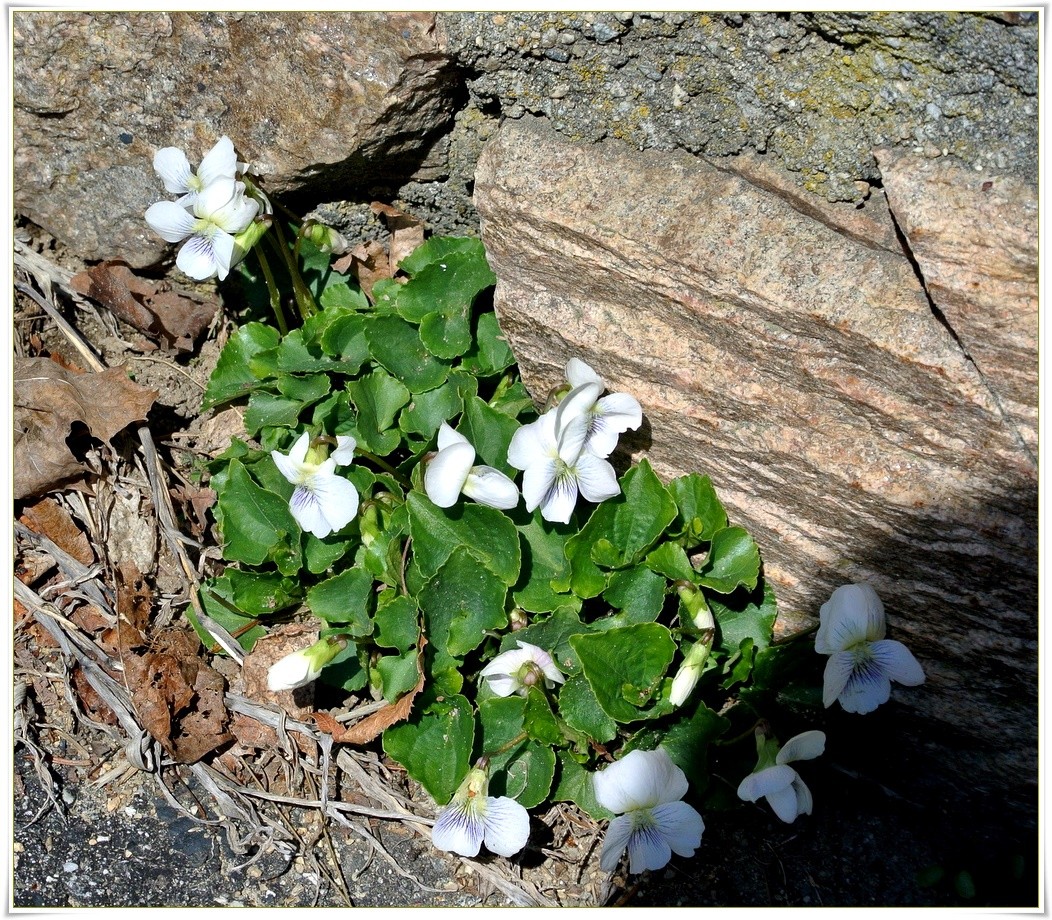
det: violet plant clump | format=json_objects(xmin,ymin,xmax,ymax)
[{"xmin": 156, "ymin": 134, "xmax": 927, "ymax": 879}]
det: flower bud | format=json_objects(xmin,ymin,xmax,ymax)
[
  {"xmin": 267, "ymin": 636, "xmax": 347, "ymax": 692},
  {"xmin": 302, "ymin": 220, "xmax": 351, "ymax": 254},
  {"xmin": 508, "ymin": 608, "xmax": 529, "ymax": 632},
  {"xmin": 668, "ymin": 638, "xmax": 712, "ymax": 707}
]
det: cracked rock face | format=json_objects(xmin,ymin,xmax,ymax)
[
  {"xmin": 12, "ymin": 11, "xmax": 457, "ymax": 267},
  {"xmin": 474, "ymin": 116, "xmax": 1037, "ymax": 814}
]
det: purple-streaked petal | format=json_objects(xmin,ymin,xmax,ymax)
[
  {"xmin": 432, "ymin": 801, "xmax": 484, "ymax": 857},
  {"xmin": 482, "ymin": 796, "xmax": 530, "ymax": 857},
  {"xmin": 175, "ymin": 236, "xmax": 220, "ymax": 281},
  {"xmin": 555, "ymin": 382, "xmax": 602, "ymax": 437},
  {"xmin": 463, "ymin": 466, "xmax": 520, "ymax": 510},
  {"xmin": 737, "ymin": 764, "xmax": 796, "ymax": 803},
  {"xmin": 209, "ymin": 231, "xmax": 237, "ymax": 280},
  {"xmin": 425, "ymin": 441, "xmax": 475, "ymax": 507},
  {"xmin": 574, "ymin": 453, "xmax": 620, "ymax": 504},
  {"xmin": 587, "ymin": 392, "xmax": 643, "ymax": 457},
  {"xmin": 539, "ymin": 474, "xmax": 578, "ymax": 524},
  {"xmin": 288, "ymin": 486, "xmax": 329, "ymax": 538},
  {"xmin": 626, "ymin": 822, "xmax": 673, "ymax": 874},
  {"xmin": 651, "ymin": 800, "xmax": 704, "ymax": 857},
  {"xmin": 776, "ymin": 730, "xmax": 826, "ymax": 765},
  {"xmin": 815, "ymin": 583, "xmax": 886, "ymax": 653},
  {"xmin": 197, "ymin": 135, "xmax": 238, "ymax": 187},
  {"xmin": 838, "ymin": 667, "xmax": 892, "ymax": 714},
  {"xmin": 145, "ymin": 200, "xmax": 195, "ymax": 243},
  {"xmin": 520, "ymin": 460, "xmax": 559, "ymax": 514},
  {"xmin": 871, "ymin": 639, "xmax": 925, "ymax": 687},
  {"xmin": 153, "ymin": 146, "xmax": 193, "ymax": 194}
]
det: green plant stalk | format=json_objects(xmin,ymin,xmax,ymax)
[
  {"xmin": 269, "ymin": 219, "xmax": 318, "ymax": 320},
  {"xmin": 253, "ymin": 245, "xmax": 288, "ymax": 336}
]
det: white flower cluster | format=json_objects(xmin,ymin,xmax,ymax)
[
  {"xmin": 144, "ymin": 136, "xmax": 263, "ymax": 281},
  {"xmin": 425, "ymin": 357, "xmax": 643, "ymax": 524}
]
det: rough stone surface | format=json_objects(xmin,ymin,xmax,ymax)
[
  {"xmin": 440, "ymin": 10, "xmax": 1038, "ymax": 201},
  {"xmin": 877, "ymin": 149, "xmax": 1039, "ymax": 459},
  {"xmin": 13, "ymin": 11, "xmax": 457, "ymax": 267},
  {"xmin": 474, "ymin": 117, "xmax": 1037, "ymax": 816}
]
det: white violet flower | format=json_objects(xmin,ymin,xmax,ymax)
[
  {"xmin": 737, "ymin": 728, "xmax": 825, "ymax": 824},
  {"xmin": 668, "ymin": 637, "xmax": 713, "ymax": 707},
  {"xmin": 431, "ymin": 763, "xmax": 530, "ymax": 858},
  {"xmin": 271, "ymin": 432, "xmax": 360, "ymax": 539},
  {"xmin": 815, "ymin": 583, "xmax": 926, "ymax": 714},
  {"xmin": 267, "ymin": 636, "xmax": 346, "ymax": 692},
  {"xmin": 563, "ymin": 357, "xmax": 643, "ymax": 458},
  {"xmin": 593, "ymin": 748, "xmax": 705, "ymax": 874},
  {"xmin": 152, "ymin": 135, "xmax": 241, "ymax": 208},
  {"xmin": 424, "ymin": 423, "xmax": 519, "ymax": 510},
  {"xmin": 145, "ymin": 176, "xmax": 260, "ymax": 280},
  {"xmin": 507, "ymin": 407, "xmax": 619, "ymax": 524},
  {"xmin": 480, "ymin": 641, "xmax": 565, "ymax": 697}
]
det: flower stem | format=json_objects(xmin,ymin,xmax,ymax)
[
  {"xmin": 356, "ymin": 448, "xmax": 411, "ymax": 486},
  {"xmin": 484, "ymin": 731, "xmax": 528, "ymax": 758},
  {"xmin": 268, "ymin": 219, "xmax": 318, "ymax": 321},
  {"xmin": 253, "ymin": 246, "xmax": 288, "ymax": 336}
]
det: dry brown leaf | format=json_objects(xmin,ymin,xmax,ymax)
[
  {"xmin": 114, "ymin": 563, "xmax": 232, "ymax": 763},
  {"xmin": 70, "ymin": 259, "xmax": 218, "ymax": 351},
  {"xmin": 336, "ymin": 240, "xmax": 390, "ymax": 301},
  {"xmin": 312, "ymin": 636, "xmax": 426, "ymax": 745},
  {"xmin": 370, "ymin": 201, "xmax": 425, "ymax": 272},
  {"xmin": 19, "ymin": 497, "xmax": 94, "ymax": 566},
  {"xmin": 14, "ymin": 357, "xmax": 158, "ymax": 500}
]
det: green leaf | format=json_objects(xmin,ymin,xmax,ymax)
[
  {"xmin": 383, "ymin": 694, "xmax": 475, "ymax": 805},
  {"xmin": 459, "ymin": 396, "xmax": 519, "ymax": 474},
  {"xmin": 523, "ymin": 686, "xmax": 563, "ymax": 746},
  {"xmin": 711, "ymin": 581, "xmax": 778, "ymax": 653},
  {"xmin": 560, "ymin": 459, "xmax": 677, "ymax": 597},
  {"xmin": 396, "ymin": 238, "xmax": 496, "ymax": 360},
  {"xmin": 376, "ymin": 649, "xmax": 421, "ymax": 702},
  {"xmin": 201, "ymin": 322, "xmax": 280, "ymax": 410},
  {"xmin": 366, "ymin": 316, "xmax": 449, "ymax": 393},
  {"xmin": 224, "ymin": 569, "xmax": 301, "ymax": 617},
  {"xmin": 276, "ymin": 372, "xmax": 331, "ymax": 404},
  {"xmin": 644, "ymin": 541, "xmax": 695, "ymax": 583},
  {"xmin": 558, "ymin": 673, "xmax": 617, "ymax": 743},
  {"xmin": 407, "ymin": 492, "xmax": 521, "ymax": 587},
  {"xmin": 509, "ymin": 606, "xmax": 589, "ymax": 675},
  {"xmin": 399, "ymin": 378, "xmax": 467, "ymax": 440},
  {"xmin": 636, "ymin": 704, "xmax": 729, "ymax": 791},
  {"xmin": 318, "ymin": 641, "xmax": 368, "ymax": 692},
  {"xmin": 697, "ymin": 526, "xmax": 761, "ymax": 594},
  {"xmin": 420, "ymin": 546, "xmax": 508, "ymax": 660},
  {"xmin": 319, "ymin": 312, "xmax": 371, "ymax": 371},
  {"xmin": 306, "ymin": 568, "xmax": 375, "ymax": 636},
  {"xmin": 216, "ymin": 459, "xmax": 300, "ymax": 568},
  {"xmin": 374, "ymin": 592, "xmax": 420, "ymax": 651},
  {"xmin": 669, "ymin": 473, "xmax": 728, "ymax": 544},
  {"xmin": 479, "ymin": 696, "xmax": 556, "ymax": 808},
  {"xmin": 460, "ymin": 311, "xmax": 515, "ymax": 376},
  {"xmin": 602, "ymin": 565, "xmax": 667, "ymax": 626},
  {"xmin": 346, "ymin": 369, "xmax": 411, "ymax": 455},
  {"xmin": 244, "ymin": 389, "xmax": 306, "ymax": 434},
  {"xmin": 570, "ymin": 623, "xmax": 677, "ymax": 723},
  {"xmin": 552, "ymin": 751, "xmax": 614, "ymax": 820},
  {"xmin": 319, "ymin": 280, "xmax": 369, "ymax": 312},
  {"xmin": 303, "ymin": 532, "xmax": 354, "ymax": 574},
  {"xmin": 513, "ymin": 512, "xmax": 576, "ymax": 614},
  {"xmin": 198, "ymin": 576, "xmax": 267, "ymax": 651}
]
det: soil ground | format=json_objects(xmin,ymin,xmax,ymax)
[{"xmin": 10, "ymin": 225, "xmax": 1041, "ymax": 912}]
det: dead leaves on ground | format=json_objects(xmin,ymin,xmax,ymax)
[
  {"xmin": 333, "ymin": 202, "xmax": 424, "ymax": 300},
  {"xmin": 70, "ymin": 259, "xmax": 218, "ymax": 351},
  {"xmin": 111, "ymin": 564, "xmax": 232, "ymax": 764},
  {"xmin": 14, "ymin": 356, "xmax": 157, "ymax": 500}
]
